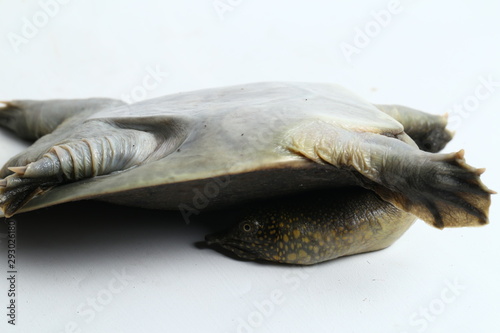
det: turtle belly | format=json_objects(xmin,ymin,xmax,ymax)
[{"xmin": 95, "ymin": 163, "xmax": 359, "ymax": 210}]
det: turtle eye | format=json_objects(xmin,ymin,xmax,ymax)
[
  {"xmin": 242, "ymin": 223, "xmax": 252, "ymax": 232},
  {"xmin": 239, "ymin": 220, "xmax": 260, "ymax": 234}
]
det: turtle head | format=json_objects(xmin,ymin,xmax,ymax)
[
  {"xmin": 205, "ymin": 208, "xmax": 321, "ymax": 264},
  {"xmin": 205, "ymin": 217, "xmax": 279, "ymax": 262}
]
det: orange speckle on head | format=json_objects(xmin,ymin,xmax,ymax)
[
  {"xmin": 283, "ymin": 234, "xmax": 289, "ymax": 242},
  {"xmin": 292, "ymin": 229, "xmax": 301, "ymax": 238},
  {"xmin": 287, "ymin": 253, "xmax": 297, "ymax": 261}
]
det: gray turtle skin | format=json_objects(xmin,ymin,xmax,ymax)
[{"xmin": 0, "ymin": 82, "xmax": 493, "ymax": 264}]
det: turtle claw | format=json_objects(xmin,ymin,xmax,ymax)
[
  {"xmin": 441, "ymin": 150, "xmax": 464, "ymax": 163},
  {"xmin": 476, "ymin": 167, "xmax": 486, "ymax": 175},
  {"xmin": 0, "ymin": 179, "xmax": 6, "ymax": 187},
  {"xmin": 455, "ymin": 149, "xmax": 465, "ymax": 160},
  {"xmin": 8, "ymin": 166, "xmax": 27, "ymax": 175}
]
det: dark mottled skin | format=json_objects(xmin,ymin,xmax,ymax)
[{"xmin": 206, "ymin": 187, "xmax": 416, "ymax": 265}]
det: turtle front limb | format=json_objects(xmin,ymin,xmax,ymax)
[
  {"xmin": 375, "ymin": 104, "xmax": 453, "ymax": 152},
  {"xmin": 285, "ymin": 121, "xmax": 493, "ymax": 229},
  {"xmin": 0, "ymin": 120, "xmax": 171, "ymax": 217},
  {"xmin": 0, "ymin": 98, "xmax": 124, "ymax": 140}
]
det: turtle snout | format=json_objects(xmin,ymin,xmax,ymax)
[{"xmin": 205, "ymin": 232, "xmax": 223, "ymax": 246}]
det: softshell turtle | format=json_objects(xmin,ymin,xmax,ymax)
[{"xmin": 0, "ymin": 82, "xmax": 493, "ymax": 264}]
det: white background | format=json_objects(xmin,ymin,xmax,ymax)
[{"xmin": 0, "ymin": 1, "xmax": 499, "ymax": 332}]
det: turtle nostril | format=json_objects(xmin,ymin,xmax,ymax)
[{"xmin": 205, "ymin": 233, "xmax": 221, "ymax": 245}]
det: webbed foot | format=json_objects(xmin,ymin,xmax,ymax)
[
  {"xmin": 0, "ymin": 98, "xmax": 124, "ymax": 140},
  {"xmin": 0, "ymin": 169, "xmax": 60, "ymax": 217},
  {"xmin": 374, "ymin": 149, "xmax": 494, "ymax": 229}
]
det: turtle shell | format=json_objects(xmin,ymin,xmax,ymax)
[{"xmin": 1, "ymin": 82, "xmax": 408, "ymax": 215}]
